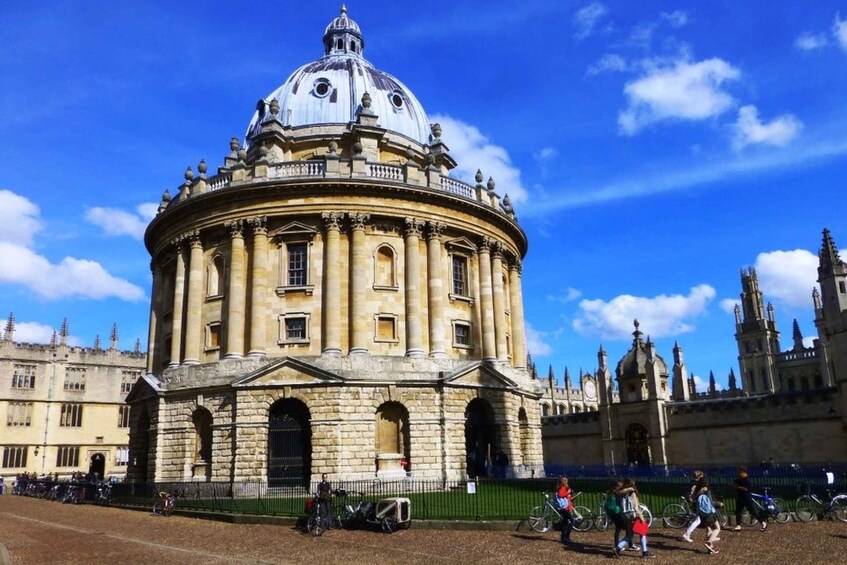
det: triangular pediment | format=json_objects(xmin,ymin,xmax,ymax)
[
  {"xmin": 440, "ymin": 362, "xmax": 518, "ymax": 390},
  {"xmin": 270, "ymin": 221, "xmax": 318, "ymax": 240},
  {"xmin": 232, "ymin": 357, "xmax": 344, "ymax": 387},
  {"xmin": 445, "ymin": 236, "xmax": 477, "ymax": 253},
  {"xmin": 125, "ymin": 373, "xmax": 162, "ymax": 404}
]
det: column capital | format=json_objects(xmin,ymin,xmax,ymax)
[
  {"xmin": 186, "ymin": 230, "xmax": 203, "ymax": 248},
  {"xmin": 321, "ymin": 211, "xmax": 344, "ymax": 232},
  {"xmin": 477, "ymin": 236, "xmax": 492, "ymax": 254},
  {"xmin": 491, "ymin": 240, "xmax": 504, "ymax": 260},
  {"xmin": 509, "ymin": 258, "xmax": 523, "ymax": 273},
  {"xmin": 404, "ymin": 217, "xmax": 424, "ymax": 238},
  {"xmin": 425, "ymin": 221, "xmax": 446, "ymax": 241},
  {"xmin": 225, "ymin": 219, "xmax": 244, "ymax": 238},
  {"xmin": 248, "ymin": 216, "xmax": 268, "ymax": 235},
  {"xmin": 348, "ymin": 212, "xmax": 370, "ymax": 232}
]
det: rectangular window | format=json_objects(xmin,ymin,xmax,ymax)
[
  {"xmin": 121, "ymin": 371, "xmax": 139, "ymax": 394},
  {"xmin": 118, "ymin": 405, "xmax": 131, "ymax": 428},
  {"xmin": 6, "ymin": 402, "xmax": 33, "ymax": 427},
  {"xmin": 2, "ymin": 446, "xmax": 28, "ymax": 468},
  {"xmin": 115, "ymin": 446, "xmax": 129, "ymax": 467},
  {"xmin": 287, "ymin": 243, "xmax": 307, "ymax": 286},
  {"xmin": 60, "ymin": 404, "xmax": 83, "ymax": 427},
  {"xmin": 64, "ymin": 367, "xmax": 86, "ymax": 391},
  {"xmin": 56, "ymin": 446, "xmax": 80, "ymax": 468},
  {"xmin": 454, "ymin": 322, "xmax": 471, "ymax": 347},
  {"xmin": 285, "ymin": 317, "xmax": 306, "ymax": 340},
  {"xmin": 452, "ymin": 255, "xmax": 468, "ymax": 296},
  {"xmin": 206, "ymin": 322, "xmax": 222, "ymax": 350},
  {"xmin": 12, "ymin": 364, "xmax": 36, "ymax": 389},
  {"xmin": 375, "ymin": 315, "xmax": 397, "ymax": 342},
  {"xmin": 840, "ymin": 281, "xmax": 846, "ymax": 293}
]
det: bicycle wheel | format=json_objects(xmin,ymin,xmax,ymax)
[
  {"xmin": 794, "ymin": 495, "xmax": 820, "ymax": 522},
  {"xmin": 307, "ymin": 513, "xmax": 325, "ymax": 536},
  {"xmin": 572, "ymin": 505, "xmax": 594, "ymax": 532},
  {"xmin": 772, "ymin": 498, "xmax": 790, "ymax": 524},
  {"xmin": 153, "ymin": 500, "xmax": 164, "ymax": 516},
  {"xmin": 739, "ymin": 508, "xmax": 757, "ymax": 527},
  {"xmin": 716, "ymin": 507, "xmax": 729, "ymax": 528},
  {"xmin": 335, "ymin": 506, "xmax": 354, "ymax": 529},
  {"xmin": 639, "ymin": 504, "xmax": 653, "ymax": 527},
  {"xmin": 381, "ymin": 516, "xmax": 398, "ymax": 533},
  {"xmin": 527, "ymin": 506, "xmax": 552, "ymax": 533},
  {"xmin": 831, "ymin": 495, "xmax": 847, "ymax": 522},
  {"xmin": 661, "ymin": 503, "xmax": 689, "ymax": 529},
  {"xmin": 594, "ymin": 509, "xmax": 610, "ymax": 531}
]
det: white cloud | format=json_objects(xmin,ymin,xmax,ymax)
[
  {"xmin": 547, "ymin": 288, "xmax": 583, "ymax": 303},
  {"xmin": 573, "ymin": 284, "xmax": 716, "ymax": 339},
  {"xmin": 795, "ymin": 32, "xmax": 828, "ymax": 51},
  {"xmin": 431, "ymin": 114, "xmax": 529, "ymax": 203},
  {"xmin": 719, "ymin": 298, "xmax": 740, "ymax": 314},
  {"xmin": 732, "ymin": 105, "xmax": 803, "ymax": 149},
  {"xmin": 587, "ymin": 54, "xmax": 628, "ymax": 75},
  {"xmin": 86, "ymin": 203, "xmax": 157, "ymax": 240},
  {"xmin": 754, "ymin": 249, "xmax": 818, "ymax": 308},
  {"xmin": 660, "ymin": 11, "xmax": 688, "ymax": 28},
  {"xmin": 618, "ymin": 58, "xmax": 740, "ymax": 135},
  {"xmin": 573, "ymin": 2, "xmax": 609, "ymax": 41},
  {"xmin": 535, "ymin": 147, "xmax": 559, "ymax": 162},
  {"xmin": 525, "ymin": 322, "xmax": 552, "ymax": 356},
  {"xmin": 692, "ymin": 373, "xmax": 723, "ymax": 392},
  {"xmin": 14, "ymin": 321, "xmax": 56, "ymax": 343},
  {"xmin": 0, "ymin": 189, "xmax": 43, "ymax": 247},
  {"xmin": 835, "ymin": 13, "xmax": 847, "ymax": 52},
  {"xmin": 802, "ymin": 336, "xmax": 815, "ymax": 348}
]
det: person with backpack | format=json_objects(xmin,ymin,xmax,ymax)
[
  {"xmin": 697, "ymin": 481, "xmax": 722, "ymax": 554},
  {"xmin": 613, "ymin": 478, "xmax": 655, "ymax": 559},
  {"xmin": 682, "ymin": 470, "xmax": 708, "ymax": 543},
  {"xmin": 555, "ymin": 476, "xmax": 575, "ymax": 545},
  {"xmin": 604, "ymin": 480, "xmax": 625, "ymax": 547}
]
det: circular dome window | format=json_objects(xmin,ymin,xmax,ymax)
[
  {"xmin": 312, "ymin": 79, "xmax": 332, "ymax": 98},
  {"xmin": 389, "ymin": 90, "xmax": 404, "ymax": 109}
]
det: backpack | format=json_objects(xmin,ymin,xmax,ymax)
[
  {"xmin": 621, "ymin": 494, "xmax": 636, "ymax": 519},
  {"xmin": 555, "ymin": 494, "xmax": 570, "ymax": 510},
  {"xmin": 604, "ymin": 494, "xmax": 621, "ymax": 516},
  {"xmin": 697, "ymin": 492, "xmax": 715, "ymax": 517}
]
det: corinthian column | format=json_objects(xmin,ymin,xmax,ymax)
[
  {"xmin": 146, "ymin": 261, "xmax": 163, "ymax": 372},
  {"xmin": 183, "ymin": 231, "xmax": 204, "ymax": 365},
  {"xmin": 349, "ymin": 212, "xmax": 370, "ymax": 355},
  {"xmin": 478, "ymin": 237, "xmax": 496, "ymax": 362},
  {"xmin": 248, "ymin": 216, "xmax": 268, "ymax": 357},
  {"xmin": 404, "ymin": 218, "xmax": 425, "ymax": 357},
  {"xmin": 491, "ymin": 242, "xmax": 508, "ymax": 362},
  {"xmin": 509, "ymin": 259, "xmax": 527, "ymax": 368},
  {"xmin": 169, "ymin": 237, "xmax": 187, "ymax": 367},
  {"xmin": 426, "ymin": 221, "xmax": 446, "ymax": 358},
  {"xmin": 322, "ymin": 212, "xmax": 343, "ymax": 356},
  {"xmin": 225, "ymin": 220, "xmax": 245, "ymax": 358}
]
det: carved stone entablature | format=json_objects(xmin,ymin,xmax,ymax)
[
  {"xmin": 349, "ymin": 212, "xmax": 370, "ymax": 231},
  {"xmin": 321, "ymin": 211, "xmax": 343, "ymax": 232},
  {"xmin": 248, "ymin": 216, "xmax": 268, "ymax": 235},
  {"xmin": 225, "ymin": 219, "xmax": 244, "ymax": 238},
  {"xmin": 404, "ymin": 218, "xmax": 424, "ymax": 238},
  {"xmin": 370, "ymin": 222, "xmax": 400, "ymax": 235},
  {"xmin": 425, "ymin": 221, "xmax": 445, "ymax": 241}
]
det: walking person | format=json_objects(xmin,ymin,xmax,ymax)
[
  {"xmin": 613, "ymin": 478, "xmax": 655, "ymax": 559},
  {"xmin": 605, "ymin": 480, "xmax": 625, "ymax": 547},
  {"xmin": 555, "ymin": 476, "xmax": 575, "ymax": 546},
  {"xmin": 682, "ymin": 469, "xmax": 707, "ymax": 543},
  {"xmin": 733, "ymin": 466, "xmax": 767, "ymax": 531},
  {"xmin": 696, "ymin": 479, "xmax": 722, "ymax": 554},
  {"xmin": 317, "ymin": 473, "xmax": 333, "ymax": 530}
]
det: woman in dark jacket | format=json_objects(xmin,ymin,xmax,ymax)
[{"xmin": 733, "ymin": 466, "xmax": 767, "ymax": 531}]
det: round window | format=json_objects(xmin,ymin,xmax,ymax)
[
  {"xmin": 313, "ymin": 79, "xmax": 332, "ymax": 98},
  {"xmin": 390, "ymin": 90, "xmax": 404, "ymax": 109}
]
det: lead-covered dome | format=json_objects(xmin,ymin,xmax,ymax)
[{"xmin": 246, "ymin": 6, "xmax": 431, "ymax": 145}]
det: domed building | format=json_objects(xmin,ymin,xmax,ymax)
[{"xmin": 127, "ymin": 7, "xmax": 543, "ymax": 486}]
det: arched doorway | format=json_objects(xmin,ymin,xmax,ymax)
[
  {"xmin": 625, "ymin": 423, "xmax": 651, "ymax": 466},
  {"xmin": 268, "ymin": 399, "xmax": 311, "ymax": 488},
  {"xmin": 465, "ymin": 398, "xmax": 496, "ymax": 478},
  {"xmin": 192, "ymin": 408, "xmax": 213, "ymax": 481},
  {"xmin": 89, "ymin": 453, "xmax": 105, "ymax": 480}
]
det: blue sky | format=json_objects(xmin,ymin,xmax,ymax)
[{"xmin": 2, "ymin": 1, "xmax": 847, "ymax": 390}]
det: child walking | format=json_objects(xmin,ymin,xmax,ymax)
[{"xmin": 697, "ymin": 481, "xmax": 722, "ymax": 554}]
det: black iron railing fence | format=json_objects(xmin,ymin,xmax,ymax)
[{"xmin": 15, "ymin": 463, "xmax": 847, "ymax": 522}]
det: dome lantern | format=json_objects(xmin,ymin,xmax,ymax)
[{"xmin": 323, "ymin": 5, "xmax": 364, "ymax": 57}]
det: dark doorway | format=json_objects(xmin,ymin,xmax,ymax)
[
  {"xmin": 268, "ymin": 399, "xmax": 312, "ymax": 488},
  {"xmin": 132, "ymin": 407, "xmax": 150, "ymax": 483},
  {"xmin": 465, "ymin": 398, "xmax": 496, "ymax": 478},
  {"xmin": 89, "ymin": 453, "xmax": 105, "ymax": 480},
  {"xmin": 625, "ymin": 423, "xmax": 651, "ymax": 466}
]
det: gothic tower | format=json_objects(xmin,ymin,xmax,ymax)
[
  {"xmin": 735, "ymin": 268, "xmax": 781, "ymax": 393},
  {"xmin": 814, "ymin": 229, "xmax": 847, "ymax": 420}
]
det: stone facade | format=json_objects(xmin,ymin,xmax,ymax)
[
  {"xmin": 542, "ymin": 229, "xmax": 847, "ymax": 468},
  {"xmin": 127, "ymin": 8, "xmax": 543, "ymax": 486},
  {"xmin": 0, "ymin": 317, "xmax": 146, "ymax": 479}
]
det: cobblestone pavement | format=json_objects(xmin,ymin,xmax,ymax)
[{"xmin": 1, "ymin": 496, "xmax": 845, "ymax": 564}]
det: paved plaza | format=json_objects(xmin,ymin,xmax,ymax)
[{"xmin": 0, "ymin": 495, "xmax": 844, "ymax": 564}]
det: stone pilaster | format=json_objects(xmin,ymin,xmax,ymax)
[
  {"xmin": 169, "ymin": 237, "xmax": 187, "ymax": 367},
  {"xmin": 404, "ymin": 218, "xmax": 425, "ymax": 357},
  {"xmin": 491, "ymin": 241, "xmax": 508, "ymax": 362},
  {"xmin": 248, "ymin": 216, "xmax": 268, "ymax": 357},
  {"xmin": 183, "ymin": 231, "xmax": 204, "ymax": 364},
  {"xmin": 146, "ymin": 261, "xmax": 163, "ymax": 373},
  {"xmin": 322, "ymin": 212, "xmax": 343, "ymax": 356},
  {"xmin": 426, "ymin": 221, "xmax": 446, "ymax": 358},
  {"xmin": 509, "ymin": 259, "xmax": 527, "ymax": 368},
  {"xmin": 225, "ymin": 220, "xmax": 245, "ymax": 358},
  {"xmin": 349, "ymin": 212, "xmax": 370, "ymax": 355},
  {"xmin": 477, "ymin": 237, "xmax": 496, "ymax": 361}
]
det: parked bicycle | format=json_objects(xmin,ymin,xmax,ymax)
[
  {"xmin": 305, "ymin": 493, "xmax": 328, "ymax": 536},
  {"xmin": 527, "ymin": 491, "xmax": 593, "ymax": 533},
  {"xmin": 794, "ymin": 486, "xmax": 847, "ymax": 522},
  {"xmin": 153, "ymin": 491, "xmax": 175, "ymax": 517},
  {"xmin": 740, "ymin": 487, "xmax": 790, "ymax": 526},
  {"xmin": 662, "ymin": 495, "xmax": 728, "ymax": 529}
]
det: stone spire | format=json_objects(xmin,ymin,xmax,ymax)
[
  {"xmin": 792, "ymin": 319, "xmax": 804, "ymax": 351},
  {"xmin": 672, "ymin": 341, "xmax": 690, "ymax": 401},
  {"xmin": 94, "ymin": 334, "xmax": 101, "ymax": 350},
  {"xmin": 134, "ymin": 338, "xmax": 142, "ymax": 355},
  {"xmin": 50, "ymin": 330, "xmax": 57, "ymax": 348},
  {"xmin": 3, "ymin": 312, "xmax": 13, "ymax": 342},
  {"xmin": 709, "ymin": 371, "xmax": 717, "ymax": 397},
  {"xmin": 110, "ymin": 323, "xmax": 119, "ymax": 351},
  {"xmin": 59, "ymin": 318, "xmax": 69, "ymax": 346},
  {"xmin": 819, "ymin": 228, "xmax": 841, "ymax": 273},
  {"xmin": 728, "ymin": 368, "xmax": 738, "ymax": 391}
]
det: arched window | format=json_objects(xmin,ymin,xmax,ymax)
[
  {"xmin": 374, "ymin": 245, "xmax": 396, "ymax": 288},
  {"xmin": 541, "ymin": 403, "xmax": 549, "ymax": 417},
  {"xmin": 518, "ymin": 407, "xmax": 529, "ymax": 466},
  {"xmin": 375, "ymin": 402, "xmax": 409, "ymax": 473},
  {"xmin": 625, "ymin": 423, "xmax": 650, "ymax": 466},
  {"xmin": 207, "ymin": 255, "xmax": 224, "ymax": 297}
]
